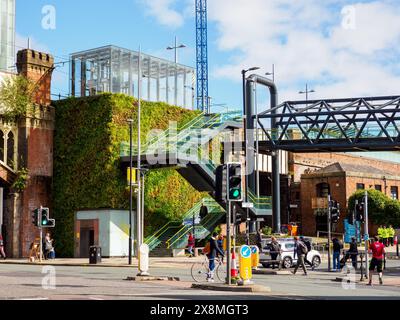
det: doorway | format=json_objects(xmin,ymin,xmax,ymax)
[{"xmin": 79, "ymin": 228, "xmax": 94, "ymax": 258}]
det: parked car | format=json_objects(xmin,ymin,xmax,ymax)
[{"xmin": 259, "ymin": 237, "xmax": 321, "ymax": 269}]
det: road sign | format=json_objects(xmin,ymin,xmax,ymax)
[
  {"xmin": 242, "ymin": 202, "xmax": 254, "ymax": 208},
  {"xmin": 250, "ymin": 246, "xmax": 259, "ymax": 269},
  {"xmin": 239, "ymin": 245, "xmax": 252, "ymax": 282}
]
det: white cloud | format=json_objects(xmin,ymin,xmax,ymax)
[
  {"xmin": 208, "ymin": 0, "xmax": 400, "ymax": 101},
  {"xmin": 139, "ymin": 0, "xmax": 184, "ymax": 28}
]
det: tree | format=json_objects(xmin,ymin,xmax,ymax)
[
  {"xmin": 0, "ymin": 75, "xmax": 36, "ymax": 122},
  {"xmin": 348, "ymin": 189, "xmax": 400, "ymax": 226},
  {"xmin": 384, "ymin": 199, "xmax": 400, "ymax": 227}
]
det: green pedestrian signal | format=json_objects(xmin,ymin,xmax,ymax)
[{"xmin": 227, "ymin": 163, "xmax": 243, "ymax": 202}]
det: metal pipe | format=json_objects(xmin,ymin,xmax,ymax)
[
  {"xmin": 364, "ymin": 191, "xmax": 369, "ymax": 279},
  {"xmin": 246, "ymin": 74, "xmax": 280, "ymax": 233},
  {"xmin": 137, "ymin": 46, "xmax": 142, "ymax": 259},
  {"xmin": 128, "ymin": 119, "xmax": 133, "ymax": 264},
  {"xmin": 327, "ymin": 194, "xmax": 331, "ymax": 272}
]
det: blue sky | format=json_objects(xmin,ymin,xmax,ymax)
[{"xmin": 15, "ymin": 0, "xmax": 400, "ymax": 113}]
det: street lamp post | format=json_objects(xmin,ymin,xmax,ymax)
[
  {"xmin": 265, "ymin": 64, "xmax": 275, "ymax": 82},
  {"xmin": 137, "ymin": 46, "xmax": 142, "ymax": 262},
  {"xmin": 299, "ymin": 83, "xmax": 315, "ymax": 102},
  {"xmin": 242, "ymin": 67, "xmax": 260, "ymax": 246},
  {"xmin": 128, "ymin": 119, "xmax": 134, "ymax": 265},
  {"xmin": 167, "ymin": 36, "xmax": 186, "ymax": 64}
]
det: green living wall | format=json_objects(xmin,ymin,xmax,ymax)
[{"xmin": 53, "ymin": 93, "xmax": 203, "ymax": 257}]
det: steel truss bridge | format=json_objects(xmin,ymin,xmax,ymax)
[{"xmin": 256, "ymin": 96, "xmax": 400, "ymax": 153}]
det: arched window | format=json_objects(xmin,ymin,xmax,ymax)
[
  {"xmin": 316, "ymin": 183, "xmax": 330, "ymax": 198},
  {"xmin": 7, "ymin": 131, "xmax": 14, "ymax": 168},
  {"xmin": 0, "ymin": 130, "xmax": 3, "ymax": 162}
]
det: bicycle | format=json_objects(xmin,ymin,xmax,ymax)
[{"xmin": 191, "ymin": 255, "xmax": 226, "ymax": 283}]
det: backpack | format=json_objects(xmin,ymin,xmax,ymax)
[
  {"xmin": 304, "ymin": 239, "xmax": 312, "ymax": 252},
  {"xmin": 270, "ymin": 242, "xmax": 281, "ymax": 253},
  {"xmin": 202, "ymin": 242, "xmax": 211, "ymax": 255},
  {"xmin": 299, "ymin": 241, "xmax": 308, "ymax": 255}
]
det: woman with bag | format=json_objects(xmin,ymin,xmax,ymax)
[{"xmin": 0, "ymin": 234, "xmax": 6, "ymax": 259}]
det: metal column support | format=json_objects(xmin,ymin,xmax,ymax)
[
  {"xmin": 71, "ymin": 58, "xmax": 75, "ymax": 97},
  {"xmin": 81, "ymin": 60, "xmax": 86, "ymax": 97},
  {"xmin": 156, "ymin": 61, "xmax": 160, "ymax": 102},
  {"xmin": 166, "ymin": 64, "xmax": 169, "ymax": 104},
  {"xmin": 246, "ymin": 74, "xmax": 280, "ymax": 233},
  {"xmin": 183, "ymin": 71, "xmax": 187, "ymax": 108},
  {"xmin": 147, "ymin": 58, "xmax": 151, "ymax": 100}
]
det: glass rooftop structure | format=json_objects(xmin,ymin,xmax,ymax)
[
  {"xmin": 0, "ymin": 0, "xmax": 15, "ymax": 72},
  {"xmin": 70, "ymin": 45, "xmax": 196, "ymax": 109}
]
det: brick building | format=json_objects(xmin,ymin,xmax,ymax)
[
  {"xmin": 0, "ymin": 49, "xmax": 54, "ymax": 257},
  {"xmin": 290, "ymin": 152, "xmax": 400, "ymax": 237}
]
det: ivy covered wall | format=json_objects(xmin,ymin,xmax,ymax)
[{"xmin": 53, "ymin": 93, "xmax": 203, "ymax": 257}]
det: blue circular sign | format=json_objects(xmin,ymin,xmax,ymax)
[
  {"xmin": 251, "ymin": 246, "xmax": 258, "ymax": 254},
  {"xmin": 240, "ymin": 245, "xmax": 251, "ymax": 258}
]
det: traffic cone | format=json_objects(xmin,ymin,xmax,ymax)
[{"xmin": 231, "ymin": 250, "xmax": 238, "ymax": 277}]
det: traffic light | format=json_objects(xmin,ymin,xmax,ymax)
[
  {"xmin": 356, "ymin": 203, "xmax": 364, "ymax": 222},
  {"xmin": 330, "ymin": 200, "xmax": 340, "ymax": 223},
  {"xmin": 227, "ymin": 163, "xmax": 242, "ymax": 201},
  {"xmin": 32, "ymin": 208, "xmax": 39, "ymax": 226},
  {"xmin": 215, "ymin": 164, "xmax": 227, "ymax": 202},
  {"xmin": 40, "ymin": 207, "xmax": 55, "ymax": 228}
]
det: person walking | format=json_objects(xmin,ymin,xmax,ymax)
[
  {"xmin": 292, "ymin": 236, "xmax": 308, "ymax": 276},
  {"xmin": 382, "ymin": 226, "xmax": 389, "ymax": 247},
  {"xmin": 44, "ymin": 233, "xmax": 55, "ymax": 260},
  {"xmin": 0, "ymin": 234, "xmax": 6, "ymax": 260},
  {"xmin": 300, "ymin": 236, "xmax": 314, "ymax": 270},
  {"xmin": 269, "ymin": 236, "xmax": 281, "ymax": 269},
  {"xmin": 206, "ymin": 232, "xmax": 225, "ymax": 282},
  {"xmin": 388, "ymin": 225, "xmax": 395, "ymax": 247},
  {"xmin": 332, "ymin": 238, "xmax": 343, "ymax": 271},
  {"xmin": 187, "ymin": 232, "xmax": 195, "ymax": 257},
  {"xmin": 217, "ymin": 234, "xmax": 224, "ymax": 261},
  {"xmin": 377, "ymin": 225, "xmax": 383, "ymax": 244},
  {"xmin": 343, "ymin": 237, "xmax": 358, "ymax": 269},
  {"xmin": 256, "ymin": 229, "xmax": 263, "ymax": 250},
  {"xmin": 368, "ymin": 236, "xmax": 386, "ymax": 286}
]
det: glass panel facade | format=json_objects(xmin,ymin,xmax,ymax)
[
  {"xmin": 70, "ymin": 46, "xmax": 195, "ymax": 109},
  {"xmin": 0, "ymin": 0, "xmax": 15, "ymax": 72}
]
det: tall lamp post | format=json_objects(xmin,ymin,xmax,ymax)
[
  {"xmin": 136, "ymin": 46, "xmax": 142, "ymax": 260},
  {"xmin": 127, "ymin": 119, "xmax": 134, "ymax": 265},
  {"xmin": 265, "ymin": 64, "xmax": 275, "ymax": 82},
  {"xmin": 167, "ymin": 36, "xmax": 186, "ymax": 64},
  {"xmin": 298, "ymin": 83, "xmax": 315, "ymax": 102},
  {"xmin": 242, "ymin": 67, "xmax": 260, "ymax": 245}
]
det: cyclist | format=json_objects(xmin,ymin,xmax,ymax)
[{"xmin": 207, "ymin": 232, "xmax": 225, "ymax": 282}]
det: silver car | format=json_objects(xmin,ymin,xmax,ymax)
[{"xmin": 259, "ymin": 238, "xmax": 322, "ymax": 269}]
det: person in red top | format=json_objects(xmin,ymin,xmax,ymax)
[
  {"xmin": 187, "ymin": 232, "xmax": 195, "ymax": 257},
  {"xmin": 368, "ymin": 236, "xmax": 385, "ymax": 285}
]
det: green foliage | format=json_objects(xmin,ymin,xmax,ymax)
[
  {"xmin": 11, "ymin": 168, "xmax": 28, "ymax": 193},
  {"xmin": 53, "ymin": 93, "xmax": 202, "ymax": 256},
  {"xmin": 0, "ymin": 75, "xmax": 36, "ymax": 121},
  {"xmin": 348, "ymin": 189, "xmax": 400, "ymax": 226},
  {"xmin": 262, "ymin": 226, "xmax": 272, "ymax": 236},
  {"xmin": 384, "ymin": 199, "xmax": 400, "ymax": 227}
]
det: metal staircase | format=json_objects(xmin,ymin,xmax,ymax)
[{"xmin": 144, "ymin": 197, "xmax": 225, "ymax": 255}]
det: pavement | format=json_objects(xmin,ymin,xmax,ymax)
[
  {"xmin": 0, "ymin": 256, "xmax": 205, "ymax": 268},
  {"xmin": 0, "ymin": 259, "xmax": 399, "ymax": 300}
]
